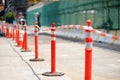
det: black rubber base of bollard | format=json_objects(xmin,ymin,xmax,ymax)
[
  {"xmin": 21, "ymin": 49, "xmax": 32, "ymax": 52},
  {"xmin": 29, "ymin": 58, "xmax": 44, "ymax": 62},
  {"xmin": 42, "ymin": 72, "xmax": 64, "ymax": 76}
]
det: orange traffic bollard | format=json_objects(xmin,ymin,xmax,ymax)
[
  {"xmin": 21, "ymin": 22, "xmax": 31, "ymax": 52},
  {"xmin": 5, "ymin": 23, "xmax": 9, "ymax": 38},
  {"xmin": 21, "ymin": 33, "xmax": 25, "ymax": 50},
  {"xmin": 42, "ymin": 22, "xmax": 64, "ymax": 76},
  {"xmin": 17, "ymin": 23, "xmax": 20, "ymax": 46},
  {"xmin": 30, "ymin": 24, "xmax": 44, "ymax": 61},
  {"xmin": 18, "ymin": 32, "xmax": 23, "ymax": 47},
  {"xmin": 84, "ymin": 20, "xmax": 93, "ymax": 80},
  {"xmin": 15, "ymin": 24, "xmax": 18, "ymax": 43},
  {"xmin": 12, "ymin": 24, "xmax": 15, "ymax": 40}
]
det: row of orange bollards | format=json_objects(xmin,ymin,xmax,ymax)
[
  {"xmin": 2, "ymin": 20, "xmax": 93, "ymax": 80},
  {"xmin": 4, "ymin": 21, "xmax": 44, "ymax": 62},
  {"xmin": 4, "ymin": 22, "xmax": 27, "ymax": 51}
]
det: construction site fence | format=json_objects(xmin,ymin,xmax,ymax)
[
  {"xmin": 26, "ymin": 0, "xmax": 120, "ymax": 30},
  {"xmin": 40, "ymin": 25, "xmax": 120, "ymax": 45}
]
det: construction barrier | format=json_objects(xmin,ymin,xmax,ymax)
[{"xmin": 55, "ymin": 25, "xmax": 120, "ymax": 45}]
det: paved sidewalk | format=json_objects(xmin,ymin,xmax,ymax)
[{"xmin": 0, "ymin": 37, "xmax": 72, "ymax": 80}]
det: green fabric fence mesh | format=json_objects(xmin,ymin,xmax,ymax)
[{"xmin": 26, "ymin": 0, "xmax": 120, "ymax": 30}]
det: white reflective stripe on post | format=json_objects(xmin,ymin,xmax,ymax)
[
  {"xmin": 85, "ymin": 43, "xmax": 92, "ymax": 48},
  {"xmin": 86, "ymin": 32, "xmax": 92, "ymax": 37},
  {"xmin": 51, "ymin": 31, "xmax": 55, "ymax": 35},
  {"xmin": 51, "ymin": 31, "xmax": 56, "ymax": 40},
  {"xmin": 51, "ymin": 37, "xmax": 56, "ymax": 40},
  {"xmin": 35, "ymin": 32, "xmax": 38, "ymax": 36},
  {"xmin": 85, "ymin": 26, "xmax": 93, "ymax": 49}
]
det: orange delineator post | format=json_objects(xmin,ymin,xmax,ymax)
[
  {"xmin": 84, "ymin": 20, "xmax": 93, "ymax": 80},
  {"xmin": 18, "ymin": 32, "xmax": 23, "ymax": 47},
  {"xmin": 21, "ymin": 33, "xmax": 25, "ymax": 50},
  {"xmin": 17, "ymin": 23, "xmax": 20, "ymax": 46},
  {"xmin": 34, "ymin": 25, "xmax": 39, "ymax": 59},
  {"xmin": 42, "ymin": 22, "xmax": 64, "ymax": 76},
  {"xmin": 5, "ymin": 23, "xmax": 9, "ymax": 38},
  {"xmin": 29, "ymin": 24, "xmax": 44, "ymax": 61},
  {"xmin": 51, "ymin": 39, "xmax": 56, "ymax": 73},
  {"xmin": 12, "ymin": 24, "xmax": 15, "ymax": 40},
  {"xmin": 10, "ymin": 30, "xmax": 12, "ymax": 38},
  {"xmin": 16, "ymin": 26, "xmax": 18, "ymax": 43},
  {"xmin": 21, "ymin": 23, "xmax": 31, "ymax": 52},
  {"xmin": 8, "ymin": 24, "xmax": 10, "ymax": 38},
  {"xmin": 51, "ymin": 23, "xmax": 56, "ymax": 73},
  {"xmin": 5, "ymin": 27, "xmax": 8, "ymax": 37},
  {"xmin": 7, "ymin": 27, "xmax": 9, "ymax": 38},
  {"xmin": 24, "ymin": 27, "xmax": 28, "ymax": 51}
]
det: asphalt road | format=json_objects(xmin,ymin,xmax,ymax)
[{"xmin": 28, "ymin": 33, "xmax": 120, "ymax": 80}]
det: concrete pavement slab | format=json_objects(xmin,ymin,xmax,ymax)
[{"xmin": 0, "ymin": 38, "xmax": 37, "ymax": 80}]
